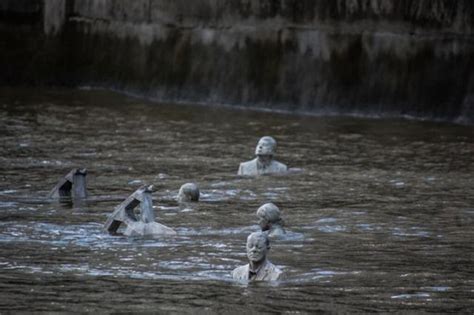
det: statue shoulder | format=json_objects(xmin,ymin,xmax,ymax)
[
  {"xmin": 266, "ymin": 260, "xmax": 282, "ymax": 273},
  {"xmin": 232, "ymin": 264, "xmax": 249, "ymax": 280},
  {"xmin": 238, "ymin": 158, "xmax": 258, "ymax": 175},
  {"xmin": 273, "ymin": 160, "xmax": 287, "ymax": 171},
  {"xmin": 268, "ymin": 225, "xmax": 286, "ymax": 238},
  {"xmin": 240, "ymin": 158, "xmax": 257, "ymax": 167},
  {"xmin": 263, "ymin": 260, "xmax": 283, "ymax": 281}
]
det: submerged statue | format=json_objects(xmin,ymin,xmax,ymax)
[
  {"xmin": 257, "ymin": 203, "xmax": 285, "ymax": 238},
  {"xmin": 177, "ymin": 183, "xmax": 200, "ymax": 203},
  {"xmin": 232, "ymin": 231, "xmax": 283, "ymax": 281},
  {"xmin": 104, "ymin": 185, "xmax": 176, "ymax": 236},
  {"xmin": 48, "ymin": 168, "xmax": 87, "ymax": 198},
  {"xmin": 238, "ymin": 136, "xmax": 287, "ymax": 176}
]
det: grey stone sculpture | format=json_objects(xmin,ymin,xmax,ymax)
[
  {"xmin": 48, "ymin": 168, "xmax": 87, "ymax": 198},
  {"xmin": 257, "ymin": 203, "xmax": 286, "ymax": 238},
  {"xmin": 238, "ymin": 136, "xmax": 287, "ymax": 176},
  {"xmin": 232, "ymin": 231, "xmax": 283, "ymax": 281},
  {"xmin": 104, "ymin": 185, "xmax": 176, "ymax": 236},
  {"xmin": 177, "ymin": 183, "xmax": 200, "ymax": 203}
]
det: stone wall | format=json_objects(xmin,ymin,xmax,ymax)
[
  {"xmin": 1, "ymin": 0, "xmax": 474, "ymax": 122},
  {"xmin": 44, "ymin": 0, "xmax": 66, "ymax": 35},
  {"xmin": 0, "ymin": 0, "xmax": 43, "ymax": 85}
]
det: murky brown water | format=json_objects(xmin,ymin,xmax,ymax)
[{"xmin": 0, "ymin": 88, "xmax": 473, "ymax": 312}]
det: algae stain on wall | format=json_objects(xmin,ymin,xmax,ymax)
[{"xmin": 44, "ymin": 0, "xmax": 66, "ymax": 36}]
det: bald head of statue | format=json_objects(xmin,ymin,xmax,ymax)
[
  {"xmin": 256, "ymin": 203, "xmax": 282, "ymax": 232},
  {"xmin": 177, "ymin": 183, "xmax": 200, "ymax": 203}
]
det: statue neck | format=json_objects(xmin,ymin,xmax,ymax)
[
  {"xmin": 249, "ymin": 258, "xmax": 267, "ymax": 275},
  {"xmin": 257, "ymin": 155, "xmax": 272, "ymax": 168}
]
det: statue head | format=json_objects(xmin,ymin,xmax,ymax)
[
  {"xmin": 256, "ymin": 203, "xmax": 281, "ymax": 231},
  {"xmin": 246, "ymin": 231, "xmax": 270, "ymax": 263},
  {"xmin": 177, "ymin": 183, "xmax": 200, "ymax": 202},
  {"xmin": 255, "ymin": 136, "xmax": 277, "ymax": 156}
]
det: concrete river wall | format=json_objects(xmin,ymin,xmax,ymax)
[{"xmin": 1, "ymin": 0, "xmax": 473, "ymax": 122}]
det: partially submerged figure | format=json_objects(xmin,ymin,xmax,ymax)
[
  {"xmin": 257, "ymin": 203, "xmax": 285, "ymax": 238},
  {"xmin": 177, "ymin": 183, "xmax": 200, "ymax": 203},
  {"xmin": 48, "ymin": 168, "xmax": 87, "ymax": 198},
  {"xmin": 232, "ymin": 231, "xmax": 283, "ymax": 281},
  {"xmin": 104, "ymin": 185, "xmax": 176, "ymax": 236},
  {"xmin": 238, "ymin": 136, "xmax": 287, "ymax": 176}
]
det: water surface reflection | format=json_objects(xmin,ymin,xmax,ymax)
[{"xmin": 0, "ymin": 88, "xmax": 473, "ymax": 312}]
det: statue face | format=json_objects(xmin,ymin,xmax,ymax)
[
  {"xmin": 255, "ymin": 137, "xmax": 276, "ymax": 156},
  {"xmin": 246, "ymin": 233, "xmax": 268, "ymax": 263}
]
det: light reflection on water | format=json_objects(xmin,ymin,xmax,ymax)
[{"xmin": 0, "ymin": 88, "xmax": 473, "ymax": 312}]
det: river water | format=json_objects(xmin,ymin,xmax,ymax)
[{"xmin": 0, "ymin": 88, "xmax": 473, "ymax": 312}]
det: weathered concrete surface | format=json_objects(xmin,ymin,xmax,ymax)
[
  {"xmin": 44, "ymin": 0, "xmax": 66, "ymax": 35},
  {"xmin": 1, "ymin": 0, "xmax": 474, "ymax": 122},
  {"xmin": 0, "ymin": 0, "xmax": 44, "ymax": 85}
]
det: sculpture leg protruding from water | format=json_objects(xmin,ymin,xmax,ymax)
[
  {"xmin": 48, "ymin": 168, "xmax": 88, "ymax": 198},
  {"xmin": 104, "ymin": 185, "xmax": 153, "ymax": 234},
  {"xmin": 104, "ymin": 185, "xmax": 175, "ymax": 236}
]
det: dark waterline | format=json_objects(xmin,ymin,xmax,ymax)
[
  {"xmin": 0, "ymin": 88, "xmax": 473, "ymax": 312},
  {"xmin": 82, "ymin": 85, "xmax": 474, "ymax": 126}
]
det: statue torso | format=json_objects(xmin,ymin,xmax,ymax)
[
  {"xmin": 232, "ymin": 259, "xmax": 283, "ymax": 281},
  {"xmin": 238, "ymin": 158, "xmax": 287, "ymax": 176}
]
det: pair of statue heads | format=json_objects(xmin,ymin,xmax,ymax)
[{"xmin": 231, "ymin": 204, "xmax": 285, "ymax": 282}]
